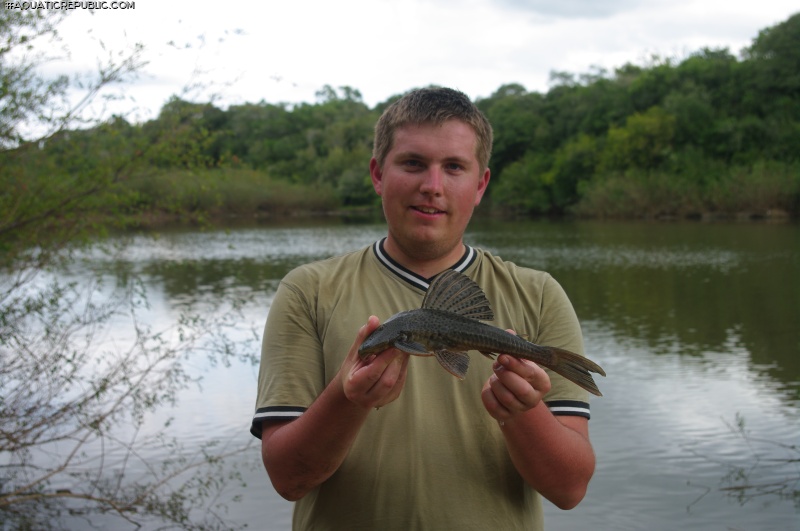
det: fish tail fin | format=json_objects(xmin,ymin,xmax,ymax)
[{"xmin": 545, "ymin": 347, "xmax": 606, "ymax": 397}]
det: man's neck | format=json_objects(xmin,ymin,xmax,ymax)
[{"xmin": 382, "ymin": 236, "xmax": 466, "ymax": 280}]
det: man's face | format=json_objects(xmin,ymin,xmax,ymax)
[{"xmin": 370, "ymin": 119, "xmax": 490, "ymax": 264}]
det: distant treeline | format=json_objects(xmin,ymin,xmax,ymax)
[{"xmin": 5, "ymin": 13, "xmax": 799, "ymax": 224}]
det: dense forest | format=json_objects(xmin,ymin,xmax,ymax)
[{"xmin": 3, "ymin": 12, "xmax": 799, "ymax": 243}]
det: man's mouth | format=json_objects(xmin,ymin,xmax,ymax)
[{"xmin": 412, "ymin": 206, "xmax": 445, "ymax": 215}]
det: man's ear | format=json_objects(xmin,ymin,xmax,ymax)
[
  {"xmin": 475, "ymin": 168, "xmax": 491, "ymax": 206},
  {"xmin": 369, "ymin": 158, "xmax": 383, "ymax": 196}
]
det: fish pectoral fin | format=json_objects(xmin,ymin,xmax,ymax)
[
  {"xmin": 394, "ymin": 340, "xmax": 433, "ymax": 356},
  {"xmin": 434, "ymin": 350, "xmax": 470, "ymax": 379},
  {"xmin": 480, "ymin": 351, "xmax": 496, "ymax": 360}
]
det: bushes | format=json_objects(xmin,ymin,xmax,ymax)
[
  {"xmin": 125, "ymin": 168, "xmax": 341, "ymax": 222},
  {"xmin": 573, "ymin": 159, "xmax": 800, "ymax": 219}
]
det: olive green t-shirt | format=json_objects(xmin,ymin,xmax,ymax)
[{"xmin": 251, "ymin": 240, "xmax": 591, "ymax": 531}]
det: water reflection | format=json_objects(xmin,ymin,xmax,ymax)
[
  {"xmin": 545, "ymin": 318, "xmax": 798, "ymax": 531},
  {"xmin": 71, "ymin": 218, "xmax": 798, "ymax": 530},
  {"xmin": 468, "ymin": 219, "xmax": 800, "ymax": 401},
  {"xmin": 89, "ymin": 219, "xmax": 800, "ymax": 405}
]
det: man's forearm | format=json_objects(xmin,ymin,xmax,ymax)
[
  {"xmin": 261, "ymin": 371, "xmax": 370, "ymax": 501},
  {"xmin": 501, "ymin": 403, "xmax": 595, "ymax": 509},
  {"xmin": 261, "ymin": 320, "xmax": 410, "ymax": 502}
]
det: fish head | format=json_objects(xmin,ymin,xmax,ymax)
[{"xmin": 358, "ymin": 311, "xmax": 412, "ymax": 358}]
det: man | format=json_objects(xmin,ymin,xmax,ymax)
[{"xmin": 251, "ymin": 87, "xmax": 597, "ymax": 530}]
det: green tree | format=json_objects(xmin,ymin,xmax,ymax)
[
  {"xmin": 548, "ymin": 133, "xmax": 599, "ymax": 208},
  {"xmin": 598, "ymin": 106, "xmax": 676, "ymax": 172},
  {"xmin": 1, "ymin": 10, "xmax": 68, "ymax": 148},
  {"xmin": 743, "ymin": 13, "xmax": 800, "ymax": 107},
  {"xmin": 740, "ymin": 13, "xmax": 800, "ymax": 161},
  {"xmin": 480, "ymin": 86, "xmax": 549, "ymax": 179},
  {"xmin": 142, "ymin": 97, "xmax": 222, "ymax": 169},
  {"xmin": 1, "ymin": 9, "xmax": 146, "ymax": 268},
  {"xmin": 662, "ymin": 81, "xmax": 716, "ymax": 152},
  {"xmin": 1, "ymin": 11, "xmax": 255, "ymax": 529},
  {"xmin": 492, "ymin": 152, "xmax": 554, "ymax": 215}
]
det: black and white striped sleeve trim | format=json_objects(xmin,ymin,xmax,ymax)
[
  {"xmin": 250, "ymin": 406, "xmax": 306, "ymax": 439},
  {"xmin": 546, "ymin": 400, "xmax": 591, "ymax": 419}
]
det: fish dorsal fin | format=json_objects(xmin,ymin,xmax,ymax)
[{"xmin": 422, "ymin": 270, "xmax": 494, "ymax": 321}]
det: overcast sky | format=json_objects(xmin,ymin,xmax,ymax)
[{"xmin": 48, "ymin": 0, "xmax": 798, "ymax": 122}]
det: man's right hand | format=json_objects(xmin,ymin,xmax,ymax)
[
  {"xmin": 262, "ymin": 316, "xmax": 409, "ymax": 501},
  {"xmin": 340, "ymin": 315, "xmax": 410, "ymax": 410}
]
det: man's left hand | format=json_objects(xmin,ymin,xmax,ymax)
[{"xmin": 481, "ymin": 352, "xmax": 552, "ymax": 422}]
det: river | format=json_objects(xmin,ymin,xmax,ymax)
[{"xmin": 44, "ymin": 219, "xmax": 800, "ymax": 530}]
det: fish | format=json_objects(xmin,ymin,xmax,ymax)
[{"xmin": 359, "ymin": 269, "xmax": 606, "ymax": 396}]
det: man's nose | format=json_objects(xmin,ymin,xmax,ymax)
[{"xmin": 419, "ymin": 166, "xmax": 444, "ymax": 195}]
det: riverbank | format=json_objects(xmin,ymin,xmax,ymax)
[{"xmin": 119, "ymin": 165, "xmax": 799, "ymax": 229}]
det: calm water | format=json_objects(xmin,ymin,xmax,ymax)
[{"xmin": 69, "ymin": 220, "xmax": 800, "ymax": 529}]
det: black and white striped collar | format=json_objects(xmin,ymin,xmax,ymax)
[{"xmin": 372, "ymin": 238, "xmax": 477, "ymax": 291}]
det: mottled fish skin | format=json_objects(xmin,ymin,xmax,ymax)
[{"xmin": 359, "ymin": 269, "xmax": 606, "ymax": 396}]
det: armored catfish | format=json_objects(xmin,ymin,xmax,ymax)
[{"xmin": 359, "ymin": 269, "xmax": 605, "ymax": 396}]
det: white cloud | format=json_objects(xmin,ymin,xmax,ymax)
[
  {"xmin": 492, "ymin": 0, "xmax": 655, "ymax": 19},
  {"xmin": 33, "ymin": 0, "xmax": 798, "ymax": 121}
]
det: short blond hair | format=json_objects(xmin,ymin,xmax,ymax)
[{"xmin": 373, "ymin": 87, "xmax": 493, "ymax": 170}]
